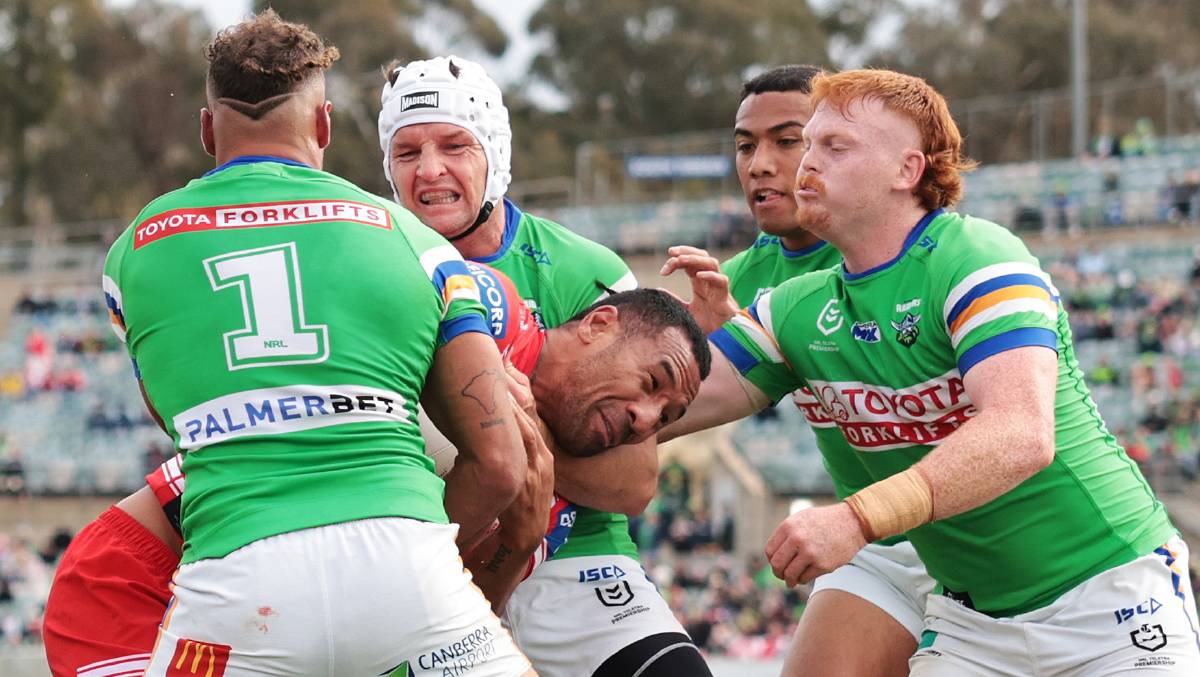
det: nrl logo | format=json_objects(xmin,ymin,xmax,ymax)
[
  {"xmin": 595, "ymin": 581, "xmax": 635, "ymax": 607},
  {"xmin": 1130, "ymin": 623, "xmax": 1167, "ymax": 652},
  {"xmin": 891, "ymin": 312, "xmax": 921, "ymax": 347},
  {"xmin": 816, "ymin": 299, "xmax": 843, "ymax": 336}
]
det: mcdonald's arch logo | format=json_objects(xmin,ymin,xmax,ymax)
[{"xmin": 166, "ymin": 638, "xmax": 231, "ymax": 677}]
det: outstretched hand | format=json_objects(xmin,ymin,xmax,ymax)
[{"xmin": 660, "ymin": 245, "xmax": 739, "ymax": 334}]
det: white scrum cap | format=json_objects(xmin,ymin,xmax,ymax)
[{"xmin": 379, "ymin": 55, "xmax": 512, "ymax": 209}]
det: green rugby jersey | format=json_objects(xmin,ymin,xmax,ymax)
[
  {"xmin": 103, "ymin": 157, "xmax": 490, "ymax": 563},
  {"xmin": 476, "ymin": 199, "xmax": 640, "ymax": 560},
  {"xmin": 712, "ymin": 209, "xmax": 1175, "ymax": 615},
  {"xmin": 721, "ymin": 234, "xmax": 878, "ymax": 503},
  {"xmin": 722, "ymin": 233, "xmax": 842, "ymax": 309}
]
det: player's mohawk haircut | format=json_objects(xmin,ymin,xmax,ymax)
[{"xmin": 204, "ymin": 9, "xmax": 339, "ymax": 106}]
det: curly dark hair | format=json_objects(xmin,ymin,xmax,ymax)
[
  {"xmin": 568, "ymin": 288, "xmax": 712, "ymax": 381},
  {"xmin": 205, "ymin": 9, "xmax": 340, "ymax": 105}
]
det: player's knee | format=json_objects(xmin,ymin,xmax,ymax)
[{"xmin": 591, "ymin": 632, "xmax": 712, "ymax": 677}]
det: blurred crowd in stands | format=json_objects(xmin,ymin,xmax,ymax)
[
  {"xmin": 1043, "ymin": 243, "xmax": 1200, "ymax": 490},
  {"xmin": 1091, "ymin": 116, "xmax": 1159, "ymax": 160},
  {"xmin": 8, "ymin": 152, "xmax": 1200, "ymax": 655},
  {"xmin": 1, "ymin": 288, "xmax": 167, "ymax": 498},
  {"xmin": 0, "ymin": 527, "xmax": 68, "ymax": 646},
  {"xmin": 632, "ymin": 460, "xmax": 806, "ymax": 659}
]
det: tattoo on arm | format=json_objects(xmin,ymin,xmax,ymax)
[
  {"xmin": 484, "ymin": 544, "xmax": 512, "ymax": 573},
  {"xmin": 461, "ymin": 368, "xmax": 503, "ymax": 415}
]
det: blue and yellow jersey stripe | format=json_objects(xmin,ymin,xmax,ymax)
[
  {"xmin": 418, "ymin": 244, "xmax": 489, "ymax": 343},
  {"xmin": 101, "ymin": 274, "xmax": 128, "ymax": 343},
  {"xmin": 942, "ymin": 262, "xmax": 1060, "ymax": 373},
  {"xmin": 943, "ymin": 262, "xmax": 1060, "ymax": 348},
  {"xmin": 711, "ymin": 292, "xmax": 787, "ymax": 376}
]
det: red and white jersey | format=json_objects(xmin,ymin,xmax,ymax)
[
  {"xmin": 464, "ymin": 261, "xmax": 544, "ymax": 376},
  {"xmin": 145, "ymin": 454, "xmax": 184, "ymax": 506}
]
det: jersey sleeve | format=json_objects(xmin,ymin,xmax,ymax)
[
  {"xmin": 581, "ymin": 246, "xmax": 637, "ymax": 309},
  {"xmin": 708, "ymin": 289, "xmax": 804, "ymax": 403},
  {"xmin": 937, "ymin": 224, "xmax": 1061, "ymax": 375},
  {"xmin": 101, "ymin": 229, "xmax": 138, "ymax": 377},
  {"xmin": 524, "ymin": 494, "xmax": 577, "ymax": 580},
  {"xmin": 465, "ymin": 262, "xmax": 545, "ymax": 375},
  {"xmin": 417, "ymin": 243, "xmax": 491, "ymax": 346},
  {"xmin": 145, "ymin": 455, "xmax": 186, "ymax": 535}
]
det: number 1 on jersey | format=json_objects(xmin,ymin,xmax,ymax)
[{"xmin": 204, "ymin": 242, "xmax": 329, "ymax": 370}]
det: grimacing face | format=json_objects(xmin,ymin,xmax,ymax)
[
  {"xmin": 539, "ymin": 326, "xmax": 702, "ymax": 457},
  {"xmin": 734, "ymin": 90, "xmax": 815, "ymax": 237},
  {"xmin": 388, "ymin": 122, "xmax": 488, "ymax": 239}
]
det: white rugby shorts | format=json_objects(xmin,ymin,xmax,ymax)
[
  {"xmin": 503, "ymin": 554, "xmax": 688, "ymax": 677},
  {"xmin": 910, "ymin": 535, "xmax": 1200, "ymax": 676},
  {"xmin": 810, "ymin": 540, "xmax": 935, "ymax": 641},
  {"xmin": 144, "ymin": 518, "xmax": 530, "ymax": 677}
]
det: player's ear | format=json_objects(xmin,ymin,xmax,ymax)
[
  {"xmin": 895, "ymin": 148, "xmax": 925, "ymax": 192},
  {"xmin": 316, "ymin": 100, "xmax": 333, "ymax": 150},
  {"xmin": 577, "ymin": 305, "xmax": 619, "ymax": 344},
  {"xmin": 200, "ymin": 108, "xmax": 216, "ymax": 157}
]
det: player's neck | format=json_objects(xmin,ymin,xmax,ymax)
[
  {"xmin": 213, "ymin": 138, "xmax": 322, "ymax": 171},
  {"xmin": 778, "ymin": 228, "xmax": 822, "ymax": 252},
  {"xmin": 452, "ymin": 204, "xmax": 508, "ymax": 260},
  {"xmin": 837, "ymin": 203, "xmax": 928, "ymax": 275},
  {"xmin": 527, "ymin": 329, "xmax": 567, "ymax": 402}
]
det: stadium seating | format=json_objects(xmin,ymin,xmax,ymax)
[
  {"xmin": 5, "ymin": 135, "xmax": 1200, "ymax": 660},
  {"xmin": 1, "ymin": 291, "xmax": 165, "ymax": 497}
]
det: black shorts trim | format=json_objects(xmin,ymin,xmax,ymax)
[{"xmin": 591, "ymin": 631, "xmax": 712, "ymax": 677}]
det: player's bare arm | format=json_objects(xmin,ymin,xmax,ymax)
[
  {"xmin": 422, "ymin": 331, "xmax": 525, "ymax": 547},
  {"xmin": 658, "ymin": 250, "xmax": 771, "ymax": 440},
  {"xmin": 552, "ymin": 437, "xmax": 659, "ymax": 517},
  {"xmin": 466, "ymin": 399, "xmax": 556, "ymax": 614},
  {"xmin": 910, "ymin": 345, "xmax": 1057, "ymax": 518},
  {"xmin": 115, "ymin": 485, "xmax": 183, "ymax": 557}
]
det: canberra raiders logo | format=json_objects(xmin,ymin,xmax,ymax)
[{"xmin": 891, "ymin": 312, "xmax": 921, "ymax": 347}]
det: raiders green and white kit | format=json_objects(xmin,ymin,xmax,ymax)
[
  {"xmin": 722, "ymin": 233, "xmax": 934, "ymax": 640},
  {"xmin": 107, "ymin": 157, "xmax": 529, "ymax": 677},
  {"xmin": 712, "ymin": 209, "xmax": 1200, "ymax": 674}
]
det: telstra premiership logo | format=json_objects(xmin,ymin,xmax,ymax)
[{"xmin": 816, "ymin": 299, "xmax": 843, "ymax": 336}]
